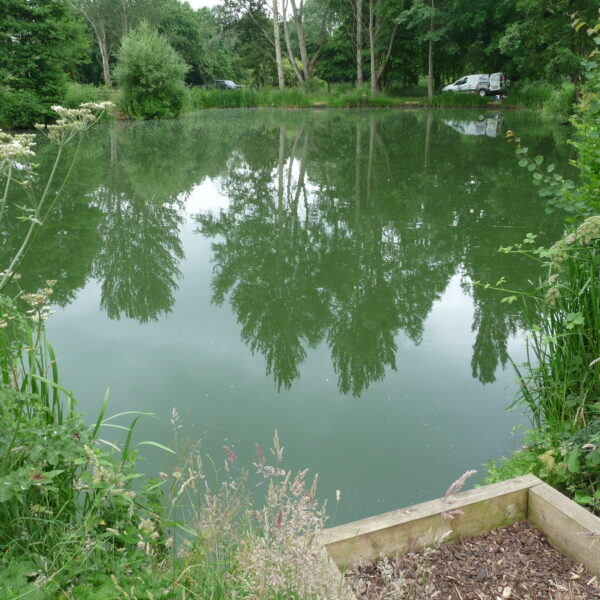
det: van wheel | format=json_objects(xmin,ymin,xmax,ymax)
[{"xmin": 478, "ymin": 89, "xmax": 487, "ymax": 97}]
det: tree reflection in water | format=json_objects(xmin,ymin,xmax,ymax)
[
  {"xmin": 1, "ymin": 110, "xmax": 567, "ymax": 396},
  {"xmin": 197, "ymin": 111, "xmax": 565, "ymax": 396}
]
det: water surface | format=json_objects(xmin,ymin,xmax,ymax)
[{"xmin": 5, "ymin": 108, "xmax": 571, "ymax": 523}]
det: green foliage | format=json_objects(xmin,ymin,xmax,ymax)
[
  {"xmin": 0, "ymin": 88, "xmax": 47, "ymax": 129},
  {"xmin": 114, "ymin": 22, "xmax": 189, "ymax": 119},
  {"xmin": 0, "ymin": 0, "xmax": 89, "ymax": 128},
  {"xmin": 546, "ymin": 82, "xmax": 577, "ymax": 117},
  {"xmin": 505, "ymin": 80, "xmax": 577, "ymax": 116},
  {"xmin": 496, "ymin": 220, "xmax": 600, "ymax": 430},
  {"xmin": 507, "ymin": 31, "xmax": 600, "ymax": 219},
  {"xmin": 487, "ymin": 17, "xmax": 600, "ymax": 517},
  {"xmin": 486, "ymin": 420, "xmax": 600, "ymax": 515},
  {"xmin": 0, "ymin": 293, "xmax": 173, "ymax": 597},
  {"xmin": 496, "ymin": 0, "xmax": 596, "ymax": 83},
  {"xmin": 304, "ymin": 76, "xmax": 328, "ymax": 93}
]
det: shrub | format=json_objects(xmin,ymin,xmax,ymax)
[
  {"xmin": 506, "ymin": 80, "xmax": 577, "ymax": 116},
  {"xmin": 545, "ymin": 82, "xmax": 577, "ymax": 117},
  {"xmin": 114, "ymin": 22, "xmax": 189, "ymax": 120},
  {"xmin": 304, "ymin": 77, "xmax": 327, "ymax": 93},
  {"xmin": 63, "ymin": 82, "xmax": 112, "ymax": 108},
  {"xmin": 486, "ymin": 420, "xmax": 600, "ymax": 514},
  {"xmin": 506, "ymin": 80, "xmax": 554, "ymax": 109},
  {"xmin": 0, "ymin": 87, "xmax": 48, "ymax": 129}
]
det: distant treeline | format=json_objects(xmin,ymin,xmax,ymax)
[{"xmin": 1, "ymin": 0, "xmax": 597, "ymax": 125}]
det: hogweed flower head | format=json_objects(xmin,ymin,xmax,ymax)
[
  {"xmin": 545, "ymin": 286, "xmax": 561, "ymax": 308},
  {"xmin": 35, "ymin": 102, "xmax": 114, "ymax": 145},
  {"xmin": 575, "ymin": 215, "xmax": 600, "ymax": 245},
  {"xmin": 0, "ymin": 130, "xmax": 36, "ymax": 162}
]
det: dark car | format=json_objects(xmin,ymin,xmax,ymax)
[{"xmin": 214, "ymin": 79, "xmax": 242, "ymax": 90}]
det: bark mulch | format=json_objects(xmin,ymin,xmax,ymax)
[{"xmin": 346, "ymin": 521, "xmax": 600, "ymax": 600}]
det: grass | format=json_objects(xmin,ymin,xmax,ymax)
[
  {"xmin": 485, "ymin": 26, "xmax": 600, "ymax": 515},
  {"xmin": 0, "ymin": 293, "xmax": 351, "ymax": 598},
  {"xmin": 504, "ymin": 80, "xmax": 577, "ymax": 116},
  {"xmin": 0, "ymin": 106, "xmax": 352, "ymax": 598},
  {"xmin": 63, "ymin": 82, "xmax": 118, "ymax": 109},
  {"xmin": 186, "ymin": 85, "xmax": 505, "ymax": 112}
]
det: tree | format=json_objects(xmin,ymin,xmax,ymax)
[
  {"xmin": 221, "ymin": 0, "xmax": 285, "ymax": 85},
  {"xmin": 281, "ymin": 0, "xmax": 332, "ymax": 86},
  {"xmin": 114, "ymin": 22, "xmax": 188, "ymax": 119},
  {"xmin": 0, "ymin": 0, "xmax": 88, "ymax": 124},
  {"xmin": 70, "ymin": 0, "xmax": 124, "ymax": 87},
  {"xmin": 367, "ymin": 0, "xmax": 399, "ymax": 92},
  {"xmin": 496, "ymin": 0, "xmax": 597, "ymax": 82}
]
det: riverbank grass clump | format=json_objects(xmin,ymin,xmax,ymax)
[
  {"xmin": 0, "ymin": 104, "xmax": 352, "ymax": 598},
  {"xmin": 0, "ymin": 298, "xmax": 351, "ymax": 598},
  {"xmin": 486, "ymin": 17, "xmax": 600, "ymax": 516}
]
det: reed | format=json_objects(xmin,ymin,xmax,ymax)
[{"xmin": 508, "ymin": 222, "xmax": 600, "ymax": 431}]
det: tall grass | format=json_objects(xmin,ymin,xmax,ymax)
[
  {"xmin": 485, "ymin": 20, "xmax": 600, "ymax": 514},
  {"xmin": 505, "ymin": 80, "xmax": 577, "ymax": 116},
  {"xmin": 63, "ymin": 82, "xmax": 117, "ymax": 109},
  {"xmin": 189, "ymin": 87, "xmax": 312, "ymax": 109},
  {"xmin": 189, "ymin": 86, "xmax": 413, "ymax": 110},
  {"xmin": 508, "ymin": 220, "xmax": 600, "ymax": 430}
]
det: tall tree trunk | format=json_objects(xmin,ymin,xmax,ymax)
[
  {"xmin": 375, "ymin": 22, "xmax": 397, "ymax": 88},
  {"xmin": 289, "ymin": 0, "xmax": 310, "ymax": 81},
  {"xmin": 427, "ymin": 0, "xmax": 434, "ymax": 104},
  {"xmin": 121, "ymin": 0, "xmax": 128, "ymax": 37},
  {"xmin": 272, "ymin": 0, "xmax": 285, "ymax": 88},
  {"xmin": 281, "ymin": 1, "xmax": 304, "ymax": 87},
  {"xmin": 94, "ymin": 21, "xmax": 112, "ymax": 88},
  {"xmin": 356, "ymin": 0, "xmax": 363, "ymax": 87},
  {"xmin": 368, "ymin": 0, "xmax": 376, "ymax": 94}
]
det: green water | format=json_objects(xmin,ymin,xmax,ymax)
[{"xmin": 5, "ymin": 108, "xmax": 570, "ymax": 524}]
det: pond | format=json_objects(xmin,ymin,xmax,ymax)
[{"xmin": 5, "ymin": 108, "xmax": 571, "ymax": 524}]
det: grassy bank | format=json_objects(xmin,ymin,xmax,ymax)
[
  {"xmin": 503, "ymin": 80, "xmax": 577, "ymax": 117},
  {"xmin": 485, "ymin": 25, "xmax": 600, "ymax": 515},
  {"xmin": 0, "ymin": 286, "xmax": 350, "ymax": 599},
  {"xmin": 186, "ymin": 86, "xmax": 493, "ymax": 110},
  {"xmin": 2, "ymin": 79, "xmax": 577, "ymax": 131},
  {"xmin": 0, "ymin": 107, "xmax": 351, "ymax": 599}
]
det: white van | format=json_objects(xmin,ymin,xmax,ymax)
[{"xmin": 443, "ymin": 73, "xmax": 505, "ymax": 96}]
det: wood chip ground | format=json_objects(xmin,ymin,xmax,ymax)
[{"xmin": 346, "ymin": 521, "xmax": 600, "ymax": 600}]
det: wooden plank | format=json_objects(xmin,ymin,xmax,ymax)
[
  {"xmin": 528, "ymin": 482, "xmax": 600, "ymax": 577},
  {"xmin": 321, "ymin": 474, "xmax": 539, "ymax": 568}
]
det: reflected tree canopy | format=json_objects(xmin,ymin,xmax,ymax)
[
  {"xmin": 1, "ymin": 109, "xmax": 568, "ymax": 394},
  {"xmin": 197, "ymin": 110, "xmax": 565, "ymax": 395}
]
